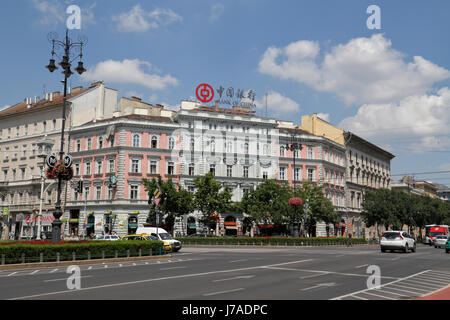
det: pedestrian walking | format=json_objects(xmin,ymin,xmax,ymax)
[{"xmin": 347, "ymin": 233, "xmax": 353, "ymax": 247}]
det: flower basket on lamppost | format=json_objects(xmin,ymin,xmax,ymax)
[
  {"xmin": 289, "ymin": 197, "xmax": 303, "ymax": 237},
  {"xmin": 46, "ymin": 162, "xmax": 74, "ymax": 181}
]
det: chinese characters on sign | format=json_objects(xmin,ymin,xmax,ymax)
[{"xmin": 196, "ymin": 84, "xmax": 257, "ymax": 109}]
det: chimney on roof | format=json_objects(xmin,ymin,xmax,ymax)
[
  {"xmin": 52, "ymin": 91, "xmax": 60, "ymax": 98},
  {"xmin": 156, "ymin": 104, "xmax": 164, "ymax": 109},
  {"xmin": 215, "ymin": 100, "xmax": 219, "ymax": 111},
  {"xmin": 90, "ymin": 81, "xmax": 103, "ymax": 88},
  {"xmin": 34, "ymin": 96, "xmax": 40, "ymax": 104},
  {"xmin": 72, "ymin": 86, "xmax": 83, "ymax": 93},
  {"xmin": 45, "ymin": 93, "xmax": 49, "ymax": 100}
]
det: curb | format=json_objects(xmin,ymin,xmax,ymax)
[
  {"xmin": 0, "ymin": 254, "xmax": 172, "ymax": 271},
  {"xmin": 183, "ymin": 244, "xmax": 376, "ymax": 249},
  {"xmin": 416, "ymin": 284, "xmax": 450, "ymax": 300}
]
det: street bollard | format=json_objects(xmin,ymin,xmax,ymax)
[
  {"xmin": 149, "ymin": 249, "xmax": 152, "ymax": 256},
  {"xmin": 127, "ymin": 250, "xmax": 130, "ymax": 258},
  {"xmin": 115, "ymin": 250, "xmax": 118, "ymax": 259},
  {"xmin": 139, "ymin": 248, "xmax": 142, "ymax": 257},
  {"xmin": 22, "ymin": 253, "xmax": 25, "ymax": 264},
  {"xmin": 40, "ymin": 253, "xmax": 44, "ymax": 263},
  {"xmin": 56, "ymin": 252, "xmax": 60, "ymax": 262},
  {"xmin": 88, "ymin": 251, "xmax": 91, "ymax": 260},
  {"xmin": 72, "ymin": 252, "xmax": 76, "ymax": 261},
  {"xmin": 102, "ymin": 251, "xmax": 105, "ymax": 260},
  {"xmin": 1, "ymin": 254, "xmax": 5, "ymax": 265}
]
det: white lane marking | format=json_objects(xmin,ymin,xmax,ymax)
[
  {"xmin": 301, "ymin": 282, "xmax": 337, "ymax": 291},
  {"xmin": 360, "ymin": 291, "xmax": 396, "ymax": 300},
  {"xmin": 389, "ymin": 283, "xmax": 435, "ymax": 293},
  {"xmin": 7, "ymin": 272, "xmax": 17, "ymax": 277},
  {"xmin": 381, "ymin": 285, "xmax": 425, "ymax": 296},
  {"xmin": 355, "ymin": 264, "xmax": 369, "ymax": 269},
  {"xmin": 160, "ymin": 266, "xmax": 187, "ymax": 271},
  {"xmin": 213, "ymin": 275, "xmax": 255, "ymax": 282},
  {"xmin": 119, "ymin": 264, "xmax": 123, "ymax": 267},
  {"xmin": 44, "ymin": 276, "xmax": 93, "ymax": 283},
  {"xmin": 405, "ymin": 277, "xmax": 446, "ymax": 286},
  {"xmin": 331, "ymin": 270, "xmax": 430, "ymax": 300},
  {"xmin": 9, "ymin": 259, "xmax": 313, "ymax": 300},
  {"xmin": 88, "ymin": 267, "xmax": 92, "ymax": 270},
  {"xmin": 30, "ymin": 270, "xmax": 40, "ymax": 275},
  {"xmin": 230, "ymin": 259, "xmax": 248, "ymax": 263},
  {"xmin": 412, "ymin": 274, "xmax": 450, "ymax": 282},
  {"xmin": 373, "ymin": 289, "xmax": 406, "ymax": 297},
  {"xmin": 203, "ymin": 288, "xmax": 245, "ymax": 297},
  {"xmin": 351, "ymin": 295, "xmax": 368, "ymax": 300},
  {"xmin": 264, "ymin": 266, "xmax": 399, "ymax": 280},
  {"xmin": 49, "ymin": 269, "xmax": 58, "ymax": 274},
  {"xmin": 397, "ymin": 280, "xmax": 443, "ymax": 290},
  {"xmin": 300, "ymin": 273, "xmax": 328, "ymax": 279},
  {"xmin": 385, "ymin": 284, "xmax": 428, "ymax": 295}
]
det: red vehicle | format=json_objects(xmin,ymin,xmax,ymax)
[{"xmin": 425, "ymin": 225, "xmax": 449, "ymax": 246}]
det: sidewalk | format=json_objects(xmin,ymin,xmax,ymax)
[{"xmin": 417, "ymin": 285, "xmax": 450, "ymax": 300}]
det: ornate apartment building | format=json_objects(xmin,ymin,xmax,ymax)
[
  {"xmin": 300, "ymin": 113, "xmax": 395, "ymax": 239},
  {"xmin": 65, "ymin": 100, "xmax": 346, "ymax": 238},
  {"xmin": 0, "ymin": 82, "xmax": 117, "ymax": 239}
]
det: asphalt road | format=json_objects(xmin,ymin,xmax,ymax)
[{"xmin": 0, "ymin": 244, "xmax": 449, "ymax": 300}]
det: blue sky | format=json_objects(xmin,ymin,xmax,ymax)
[{"xmin": 0, "ymin": 0, "xmax": 449, "ymax": 184}]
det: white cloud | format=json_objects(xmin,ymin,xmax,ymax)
[
  {"xmin": 256, "ymin": 91, "xmax": 300, "ymax": 116},
  {"xmin": 210, "ymin": 3, "xmax": 224, "ymax": 22},
  {"xmin": 259, "ymin": 34, "xmax": 450, "ymax": 105},
  {"xmin": 112, "ymin": 5, "xmax": 182, "ymax": 32},
  {"xmin": 317, "ymin": 113, "xmax": 330, "ymax": 122},
  {"xmin": 339, "ymin": 87, "xmax": 450, "ymax": 138},
  {"xmin": 82, "ymin": 59, "xmax": 179, "ymax": 90}
]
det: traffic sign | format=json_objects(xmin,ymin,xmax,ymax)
[
  {"xmin": 64, "ymin": 155, "xmax": 73, "ymax": 168},
  {"xmin": 46, "ymin": 155, "xmax": 58, "ymax": 168},
  {"xmin": 154, "ymin": 188, "xmax": 161, "ymax": 198},
  {"xmin": 152, "ymin": 197, "xmax": 161, "ymax": 207},
  {"xmin": 110, "ymin": 175, "xmax": 118, "ymax": 184}
]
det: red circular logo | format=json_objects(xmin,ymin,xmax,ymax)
[{"xmin": 196, "ymin": 83, "xmax": 214, "ymax": 103}]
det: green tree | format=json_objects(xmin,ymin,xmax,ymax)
[
  {"xmin": 142, "ymin": 176, "xmax": 194, "ymax": 233},
  {"xmin": 193, "ymin": 173, "xmax": 233, "ymax": 232}
]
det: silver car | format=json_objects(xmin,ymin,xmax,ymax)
[{"xmin": 434, "ymin": 235, "xmax": 448, "ymax": 248}]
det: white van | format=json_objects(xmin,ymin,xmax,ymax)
[{"xmin": 136, "ymin": 227, "xmax": 182, "ymax": 252}]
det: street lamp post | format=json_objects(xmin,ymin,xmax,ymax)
[
  {"xmin": 45, "ymin": 30, "xmax": 87, "ymax": 243},
  {"xmin": 286, "ymin": 133, "xmax": 302, "ymax": 238}
]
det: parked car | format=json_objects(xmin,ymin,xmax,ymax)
[
  {"xmin": 433, "ymin": 235, "xmax": 448, "ymax": 248},
  {"xmin": 120, "ymin": 234, "xmax": 172, "ymax": 252},
  {"xmin": 136, "ymin": 227, "xmax": 182, "ymax": 252},
  {"xmin": 380, "ymin": 231, "xmax": 416, "ymax": 253}
]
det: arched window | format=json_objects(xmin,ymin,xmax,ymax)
[
  {"xmin": 244, "ymin": 143, "xmax": 249, "ymax": 154},
  {"xmin": 132, "ymin": 134, "xmax": 140, "ymax": 147}
]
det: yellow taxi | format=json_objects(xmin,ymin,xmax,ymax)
[{"xmin": 120, "ymin": 234, "xmax": 172, "ymax": 252}]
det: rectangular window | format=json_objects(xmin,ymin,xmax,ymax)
[
  {"xmin": 150, "ymin": 160, "xmax": 158, "ymax": 174},
  {"xmin": 210, "ymin": 164, "xmax": 215, "ymax": 176},
  {"xmin": 167, "ymin": 162, "xmax": 175, "ymax": 175},
  {"xmin": 75, "ymin": 163, "xmax": 80, "ymax": 176},
  {"xmin": 263, "ymin": 171, "xmax": 268, "ymax": 179},
  {"xmin": 108, "ymin": 186, "xmax": 114, "ymax": 200},
  {"xmin": 279, "ymin": 167, "xmax": 286, "ymax": 180},
  {"xmin": 85, "ymin": 162, "xmax": 91, "ymax": 175},
  {"xmin": 130, "ymin": 185, "xmax": 139, "ymax": 200},
  {"xmin": 294, "ymin": 168, "xmax": 301, "ymax": 181},
  {"xmin": 109, "ymin": 159, "xmax": 115, "ymax": 173},
  {"xmin": 243, "ymin": 166, "xmax": 249, "ymax": 178},
  {"xmin": 98, "ymin": 137, "xmax": 103, "ymax": 149},
  {"xmin": 131, "ymin": 159, "xmax": 140, "ymax": 173},
  {"xmin": 22, "ymin": 145, "xmax": 27, "ymax": 157},
  {"xmin": 188, "ymin": 163, "xmax": 194, "ymax": 176},
  {"xmin": 84, "ymin": 186, "xmax": 90, "ymax": 200},
  {"xmin": 227, "ymin": 165, "xmax": 233, "ymax": 178},
  {"xmin": 96, "ymin": 186, "xmax": 102, "ymax": 200},
  {"xmin": 308, "ymin": 147, "xmax": 314, "ymax": 159},
  {"xmin": 307, "ymin": 168, "xmax": 315, "ymax": 181},
  {"xmin": 87, "ymin": 138, "xmax": 92, "ymax": 150},
  {"xmin": 96, "ymin": 161, "xmax": 103, "ymax": 175},
  {"xmin": 21, "ymin": 168, "xmax": 25, "ymax": 180}
]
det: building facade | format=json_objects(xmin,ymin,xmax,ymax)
[
  {"xmin": 0, "ymin": 82, "xmax": 117, "ymax": 239},
  {"xmin": 65, "ymin": 101, "xmax": 346, "ymax": 238},
  {"xmin": 300, "ymin": 114, "xmax": 395, "ymax": 239}
]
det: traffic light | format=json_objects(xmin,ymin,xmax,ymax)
[{"xmin": 74, "ymin": 180, "xmax": 83, "ymax": 193}]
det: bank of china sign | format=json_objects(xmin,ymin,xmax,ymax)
[{"xmin": 196, "ymin": 84, "xmax": 257, "ymax": 109}]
